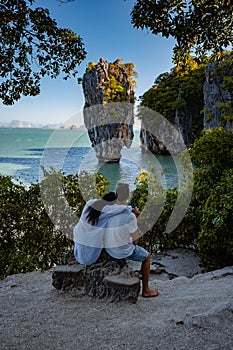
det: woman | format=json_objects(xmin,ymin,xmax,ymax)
[{"xmin": 73, "ymin": 192, "xmax": 132, "ymax": 265}]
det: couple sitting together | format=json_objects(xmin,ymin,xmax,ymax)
[{"xmin": 73, "ymin": 182, "xmax": 159, "ymax": 298}]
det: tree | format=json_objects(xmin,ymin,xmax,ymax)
[
  {"xmin": 130, "ymin": 0, "xmax": 233, "ymax": 64},
  {"xmin": 0, "ymin": 0, "xmax": 86, "ymax": 104}
]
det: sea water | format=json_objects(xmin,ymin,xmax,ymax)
[{"xmin": 0, "ymin": 128, "xmax": 179, "ymax": 190}]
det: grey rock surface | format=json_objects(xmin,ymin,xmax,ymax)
[
  {"xmin": 128, "ymin": 248, "xmax": 204, "ymax": 280},
  {"xmin": 139, "ymin": 110, "xmax": 187, "ymax": 155},
  {"xmin": 1, "ymin": 265, "xmax": 233, "ymax": 349},
  {"xmin": 204, "ymin": 61, "xmax": 233, "ymax": 131}
]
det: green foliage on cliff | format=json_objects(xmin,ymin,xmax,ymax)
[
  {"xmin": 104, "ymin": 60, "xmax": 137, "ymax": 103},
  {"xmin": 139, "ymin": 57, "xmax": 206, "ymax": 140},
  {"xmin": 85, "ymin": 59, "xmax": 137, "ymax": 103},
  {"xmin": 104, "ymin": 74, "xmax": 126, "ymax": 102},
  {"xmin": 190, "ymin": 128, "xmax": 233, "ymax": 178},
  {"xmin": 182, "ymin": 128, "xmax": 233, "ymax": 269},
  {"xmin": 87, "ymin": 61, "xmax": 95, "ymax": 72}
]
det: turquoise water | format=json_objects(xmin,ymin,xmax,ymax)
[{"xmin": 0, "ymin": 128, "xmax": 179, "ymax": 190}]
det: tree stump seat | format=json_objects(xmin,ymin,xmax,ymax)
[{"xmin": 52, "ymin": 250, "xmax": 140, "ymax": 303}]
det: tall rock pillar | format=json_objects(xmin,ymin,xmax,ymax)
[{"xmin": 82, "ymin": 58, "xmax": 136, "ymax": 162}]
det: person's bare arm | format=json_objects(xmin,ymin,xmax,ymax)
[
  {"xmin": 132, "ymin": 207, "xmax": 140, "ymax": 218},
  {"xmin": 131, "ymin": 229, "xmax": 140, "ymax": 245}
]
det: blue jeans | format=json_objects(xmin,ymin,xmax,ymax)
[{"xmin": 127, "ymin": 245, "xmax": 149, "ymax": 262}]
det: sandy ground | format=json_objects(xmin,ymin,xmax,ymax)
[{"xmin": 1, "ymin": 264, "xmax": 233, "ymax": 350}]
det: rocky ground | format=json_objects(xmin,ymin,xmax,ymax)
[{"xmin": 0, "ymin": 249, "xmax": 233, "ymax": 350}]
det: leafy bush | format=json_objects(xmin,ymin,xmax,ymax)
[
  {"xmin": 130, "ymin": 169, "xmax": 198, "ymax": 253},
  {"xmin": 0, "ymin": 176, "xmax": 27, "ymax": 277},
  {"xmin": 190, "ymin": 128, "xmax": 233, "ymax": 178},
  {"xmin": 130, "ymin": 170, "xmax": 182, "ymax": 252},
  {"xmin": 0, "ymin": 171, "xmax": 109, "ymax": 279},
  {"xmin": 189, "ymin": 128, "xmax": 233, "ymax": 269},
  {"xmin": 187, "ymin": 128, "xmax": 233, "ymax": 234},
  {"xmin": 197, "ymin": 170, "xmax": 233, "ymax": 269}
]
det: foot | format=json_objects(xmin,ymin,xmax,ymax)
[{"xmin": 142, "ymin": 289, "xmax": 159, "ymax": 298}]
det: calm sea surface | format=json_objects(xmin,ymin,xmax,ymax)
[{"xmin": 0, "ymin": 128, "xmax": 179, "ymax": 190}]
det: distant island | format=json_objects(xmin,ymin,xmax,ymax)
[{"xmin": 0, "ymin": 119, "xmax": 85, "ymax": 130}]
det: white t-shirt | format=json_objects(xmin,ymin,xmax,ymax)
[
  {"xmin": 73, "ymin": 200, "xmax": 132, "ymax": 264},
  {"xmin": 105, "ymin": 211, "xmax": 138, "ymax": 259}
]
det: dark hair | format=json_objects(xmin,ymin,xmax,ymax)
[
  {"xmin": 86, "ymin": 191, "xmax": 117, "ymax": 226},
  {"xmin": 115, "ymin": 183, "xmax": 129, "ymax": 202}
]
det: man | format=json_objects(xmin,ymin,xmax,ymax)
[{"xmin": 104, "ymin": 183, "xmax": 159, "ymax": 298}]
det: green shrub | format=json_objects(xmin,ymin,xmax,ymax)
[
  {"xmin": 189, "ymin": 128, "xmax": 233, "ymax": 269},
  {"xmin": 130, "ymin": 170, "xmax": 186, "ymax": 252},
  {"xmin": 190, "ymin": 127, "xmax": 233, "ymax": 178},
  {"xmin": 0, "ymin": 171, "xmax": 109, "ymax": 279},
  {"xmin": 197, "ymin": 170, "xmax": 233, "ymax": 269},
  {"xmin": 0, "ymin": 176, "xmax": 27, "ymax": 277}
]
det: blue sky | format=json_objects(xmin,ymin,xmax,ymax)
[{"xmin": 0, "ymin": 0, "xmax": 175, "ymax": 126}]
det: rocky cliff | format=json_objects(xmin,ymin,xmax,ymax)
[
  {"xmin": 139, "ymin": 57, "xmax": 233, "ymax": 155},
  {"xmin": 204, "ymin": 61, "xmax": 233, "ymax": 131},
  {"xmin": 139, "ymin": 107, "xmax": 188, "ymax": 155},
  {"xmin": 139, "ymin": 107, "xmax": 194, "ymax": 155},
  {"xmin": 82, "ymin": 58, "xmax": 136, "ymax": 162},
  {"xmin": 139, "ymin": 84, "xmax": 204, "ymax": 154}
]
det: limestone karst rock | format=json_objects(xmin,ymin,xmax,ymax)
[
  {"xmin": 139, "ymin": 96, "xmax": 196, "ymax": 155},
  {"xmin": 82, "ymin": 58, "xmax": 136, "ymax": 162},
  {"xmin": 204, "ymin": 61, "xmax": 233, "ymax": 131},
  {"xmin": 139, "ymin": 107, "xmax": 187, "ymax": 155},
  {"xmin": 139, "ymin": 56, "xmax": 233, "ymax": 155}
]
